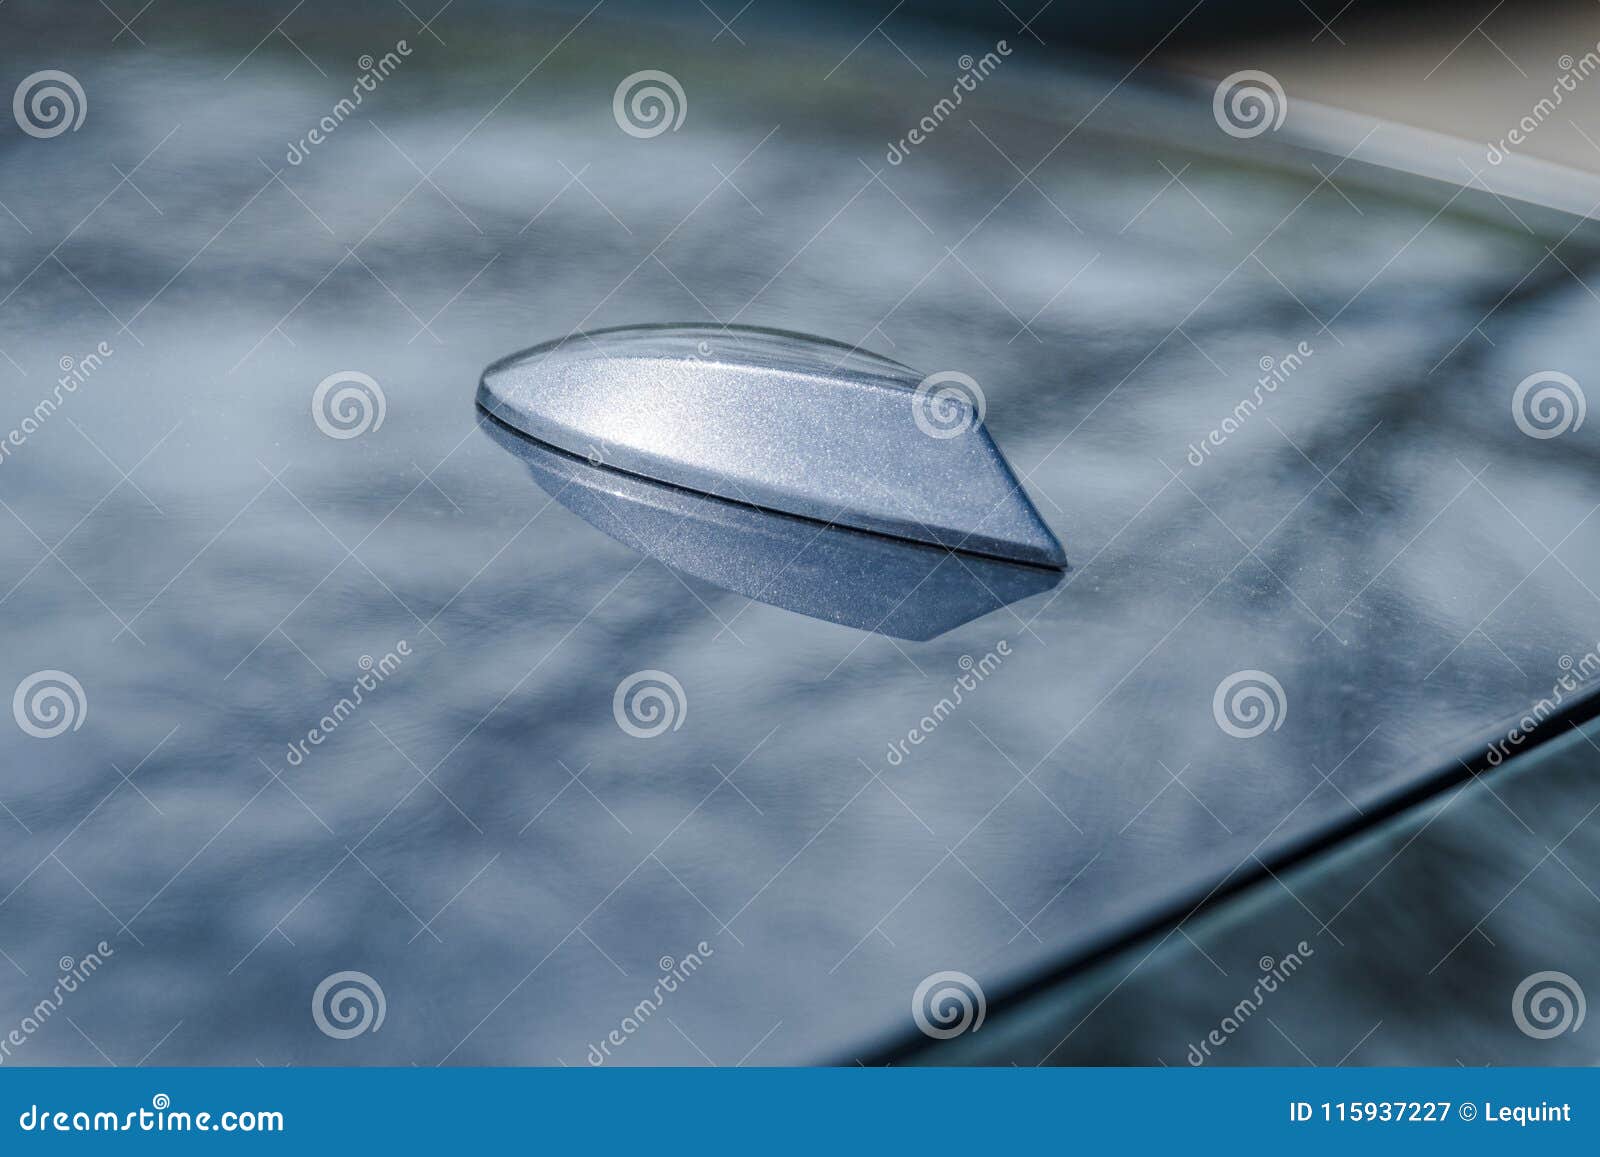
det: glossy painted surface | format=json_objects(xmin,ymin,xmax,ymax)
[
  {"xmin": 1, "ymin": 2, "xmax": 1597, "ymax": 1066},
  {"xmin": 914, "ymin": 713, "xmax": 1600, "ymax": 1066},
  {"xmin": 480, "ymin": 415, "xmax": 1062, "ymax": 640},
  {"xmin": 478, "ymin": 324, "xmax": 1066, "ymax": 566}
]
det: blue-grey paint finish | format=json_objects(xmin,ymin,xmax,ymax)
[
  {"xmin": 477, "ymin": 325, "xmax": 1067, "ymax": 567},
  {"xmin": 479, "ymin": 413, "xmax": 1062, "ymax": 640},
  {"xmin": 8, "ymin": 0, "xmax": 1600, "ymax": 1070}
]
